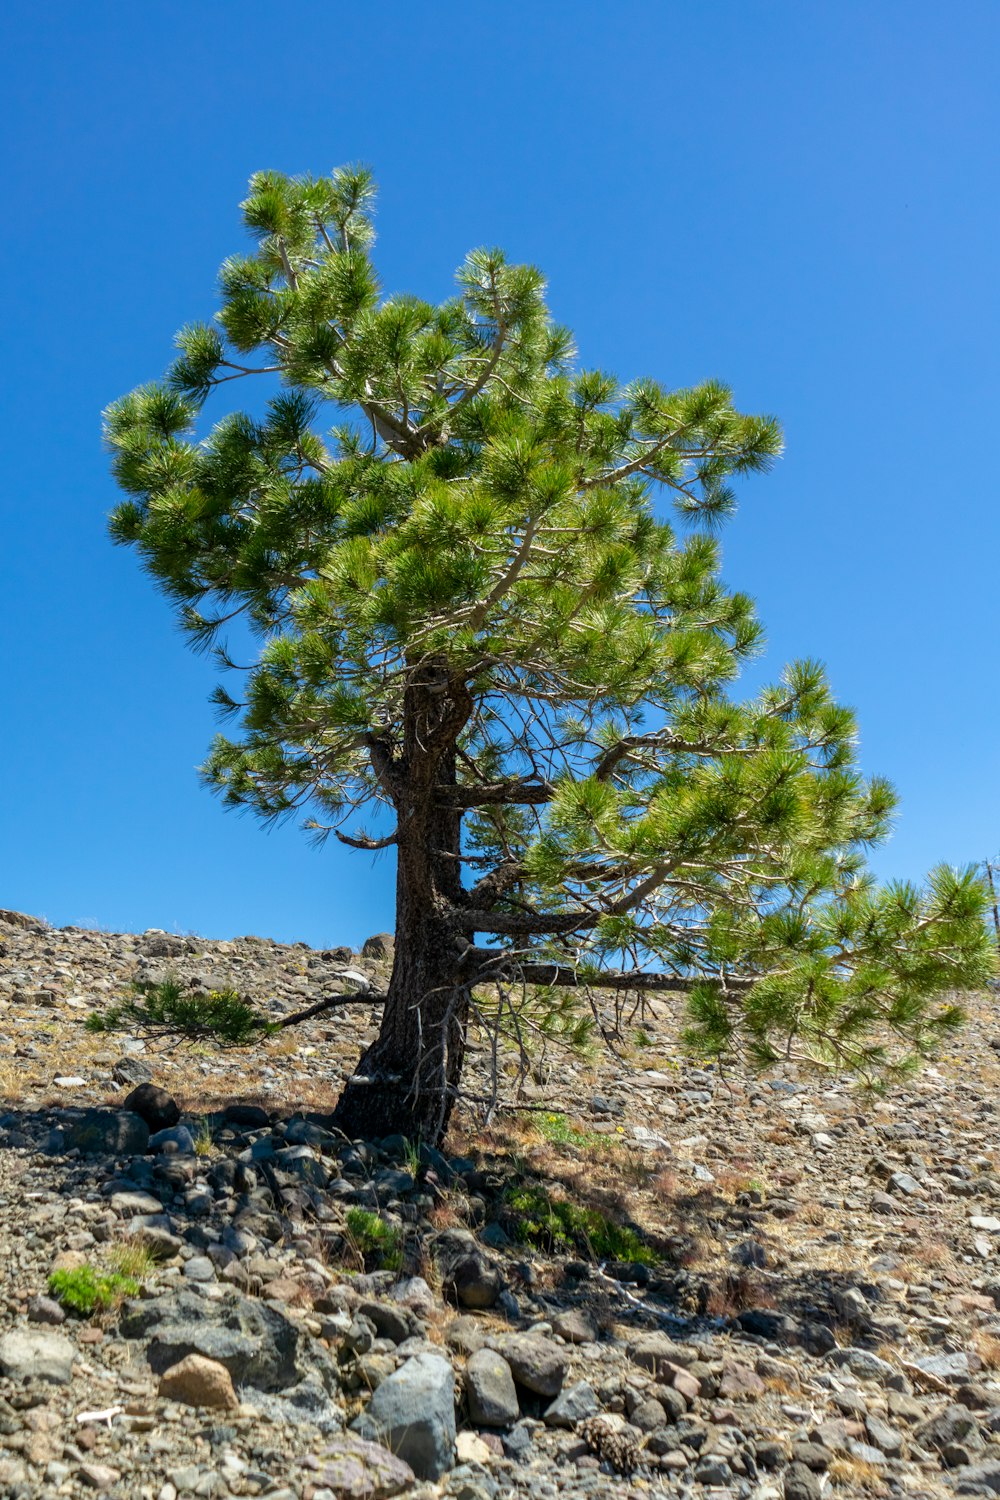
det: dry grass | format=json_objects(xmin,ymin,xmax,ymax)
[
  {"xmin": 705, "ymin": 1269, "xmax": 777, "ymax": 1317},
  {"xmin": 972, "ymin": 1331, "xmax": 1000, "ymax": 1370},
  {"xmin": 826, "ymin": 1456, "xmax": 889, "ymax": 1493}
]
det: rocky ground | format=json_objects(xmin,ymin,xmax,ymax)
[{"xmin": 3, "ymin": 909, "xmax": 1000, "ymax": 1500}]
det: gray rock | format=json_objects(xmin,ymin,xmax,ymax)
[
  {"xmin": 61, "ymin": 1109, "xmax": 149, "ymax": 1156},
  {"xmin": 500, "ymin": 1334, "xmax": 567, "ymax": 1397},
  {"xmin": 784, "ymin": 1460, "xmax": 822, "ymax": 1500},
  {"xmin": 433, "ymin": 1229, "xmax": 503, "ymax": 1309},
  {"xmin": 825, "ymin": 1348, "xmax": 896, "ymax": 1384},
  {"xmin": 626, "ymin": 1332, "xmax": 696, "ymax": 1375},
  {"xmin": 551, "ymin": 1308, "xmax": 597, "ymax": 1344},
  {"xmin": 916, "ymin": 1404, "xmax": 983, "ymax": 1454},
  {"xmin": 694, "ymin": 1458, "xmax": 732, "ymax": 1485},
  {"xmin": 27, "ymin": 1295, "xmax": 65, "ymax": 1326},
  {"xmin": 865, "ymin": 1413, "xmax": 903, "ymax": 1458},
  {"xmin": 544, "ymin": 1380, "xmax": 600, "ymax": 1427},
  {"xmin": 361, "ymin": 933, "xmax": 394, "ymax": 960},
  {"xmin": 111, "ymin": 1057, "xmax": 153, "ymax": 1085},
  {"xmin": 956, "ymin": 1461, "xmax": 1000, "ymax": 1495},
  {"xmin": 465, "ymin": 1349, "xmax": 519, "ymax": 1427},
  {"xmin": 311, "ymin": 1433, "xmax": 416, "ymax": 1498},
  {"xmin": 148, "ymin": 1125, "xmax": 196, "ymax": 1154},
  {"xmin": 915, "ymin": 1351, "xmax": 972, "ymax": 1382},
  {"xmin": 0, "ymin": 1329, "xmax": 76, "ymax": 1384},
  {"xmin": 182, "ymin": 1255, "xmax": 216, "ymax": 1283},
  {"xmin": 352, "ymin": 1352, "xmax": 456, "ymax": 1480},
  {"xmin": 120, "ymin": 1288, "xmax": 312, "ymax": 1391}
]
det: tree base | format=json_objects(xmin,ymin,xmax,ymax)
[{"xmin": 331, "ymin": 1072, "xmax": 455, "ymax": 1146}]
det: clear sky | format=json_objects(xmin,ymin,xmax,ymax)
[{"xmin": 2, "ymin": 1, "xmax": 997, "ymax": 947}]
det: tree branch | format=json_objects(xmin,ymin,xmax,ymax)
[{"xmin": 463, "ymin": 948, "xmax": 755, "ymax": 995}]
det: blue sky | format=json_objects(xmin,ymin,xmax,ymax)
[{"xmin": 2, "ymin": 1, "xmax": 997, "ymax": 946}]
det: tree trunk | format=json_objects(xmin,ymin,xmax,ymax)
[
  {"xmin": 331, "ymin": 901, "xmax": 468, "ymax": 1144},
  {"xmin": 332, "ymin": 669, "xmax": 470, "ymax": 1144}
]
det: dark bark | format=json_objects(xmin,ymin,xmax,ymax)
[{"xmin": 332, "ymin": 665, "xmax": 472, "ymax": 1144}]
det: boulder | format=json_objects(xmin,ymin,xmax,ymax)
[
  {"xmin": 433, "ymin": 1229, "xmax": 503, "ymax": 1310},
  {"xmin": 61, "ymin": 1109, "xmax": 149, "ymax": 1156},
  {"xmin": 120, "ymin": 1288, "xmax": 311, "ymax": 1392},
  {"xmin": 465, "ymin": 1348, "xmax": 519, "ymax": 1427},
  {"xmin": 311, "ymin": 1433, "xmax": 415, "ymax": 1498},
  {"xmin": 124, "ymin": 1083, "xmax": 180, "ymax": 1133},
  {"xmin": 158, "ymin": 1353, "xmax": 239, "ymax": 1410},
  {"xmin": 361, "ymin": 933, "xmax": 394, "ymax": 960},
  {"xmin": 0, "ymin": 1329, "xmax": 76, "ymax": 1384},
  {"xmin": 352, "ymin": 1352, "xmax": 456, "ymax": 1479},
  {"xmin": 499, "ymin": 1334, "xmax": 567, "ymax": 1398}
]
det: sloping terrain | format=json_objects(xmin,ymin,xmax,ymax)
[{"xmin": 2, "ymin": 908, "xmax": 1000, "ymax": 1500}]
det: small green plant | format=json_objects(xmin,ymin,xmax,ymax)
[
  {"xmin": 86, "ymin": 976, "xmax": 273, "ymax": 1047},
  {"xmin": 344, "ymin": 1208, "xmax": 403, "ymax": 1271},
  {"xmin": 193, "ymin": 1118, "xmax": 215, "ymax": 1156},
  {"xmin": 535, "ymin": 1112, "xmax": 605, "ymax": 1150},
  {"xmin": 48, "ymin": 1266, "xmax": 140, "ymax": 1316},
  {"xmin": 400, "ymin": 1138, "xmax": 422, "ymax": 1177},
  {"xmin": 505, "ymin": 1183, "xmax": 659, "ymax": 1265}
]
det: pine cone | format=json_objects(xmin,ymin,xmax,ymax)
[{"xmin": 577, "ymin": 1413, "xmax": 642, "ymax": 1474}]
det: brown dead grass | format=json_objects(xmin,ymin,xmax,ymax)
[
  {"xmin": 827, "ymin": 1456, "xmax": 889, "ymax": 1494},
  {"xmin": 972, "ymin": 1331, "xmax": 1000, "ymax": 1370}
]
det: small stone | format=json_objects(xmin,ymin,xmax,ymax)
[
  {"xmin": 825, "ymin": 1347, "xmax": 896, "ymax": 1384},
  {"xmin": 865, "ymin": 1413, "xmax": 903, "ymax": 1458},
  {"xmin": 77, "ymin": 1463, "xmax": 121, "ymax": 1490},
  {"xmin": 455, "ymin": 1431, "xmax": 493, "ymax": 1465},
  {"xmin": 27, "ymin": 1295, "xmax": 66, "ymax": 1326},
  {"xmin": 148, "ymin": 1125, "xmax": 197, "ymax": 1155},
  {"xmin": 915, "ymin": 1351, "xmax": 972, "ymax": 1383},
  {"xmin": 361, "ymin": 933, "xmax": 394, "ymax": 960},
  {"xmin": 182, "ymin": 1256, "xmax": 216, "ymax": 1283},
  {"xmin": 544, "ymin": 1380, "xmax": 599, "ymax": 1427},
  {"xmin": 112, "ymin": 1057, "xmax": 153, "ymax": 1086},
  {"xmin": 956, "ymin": 1460, "xmax": 1000, "ymax": 1495},
  {"xmin": 719, "ymin": 1359, "xmax": 765, "ymax": 1399},
  {"xmin": 158, "ymin": 1354, "xmax": 239, "ymax": 1410},
  {"xmin": 551, "ymin": 1308, "xmax": 597, "ymax": 1344}
]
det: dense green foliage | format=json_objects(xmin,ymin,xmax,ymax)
[
  {"xmin": 505, "ymin": 1183, "xmax": 659, "ymax": 1265},
  {"xmin": 344, "ymin": 1207, "xmax": 403, "ymax": 1270},
  {"xmin": 48, "ymin": 1266, "xmax": 141, "ymax": 1316},
  {"xmin": 86, "ymin": 976, "xmax": 271, "ymax": 1047},
  {"xmin": 105, "ymin": 165, "xmax": 995, "ymax": 1096}
]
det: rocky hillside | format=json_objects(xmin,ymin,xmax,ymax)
[{"xmin": 2, "ymin": 908, "xmax": 1000, "ymax": 1500}]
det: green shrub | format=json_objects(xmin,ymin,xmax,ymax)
[
  {"xmin": 535, "ymin": 1111, "xmax": 605, "ymax": 1150},
  {"xmin": 48, "ymin": 1266, "xmax": 140, "ymax": 1316},
  {"xmin": 505, "ymin": 1183, "xmax": 659, "ymax": 1265},
  {"xmin": 86, "ymin": 976, "xmax": 272, "ymax": 1047},
  {"xmin": 344, "ymin": 1208, "xmax": 403, "ymax": 1271}
]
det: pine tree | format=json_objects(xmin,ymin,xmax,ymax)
[{"xmin": 105, "ymin": 167, "xmax": 995, "ymax": 1143}]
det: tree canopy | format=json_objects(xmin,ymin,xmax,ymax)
[{"xmin": 105, "ymin": 166, "xmax": 994, "ymax": 1139}]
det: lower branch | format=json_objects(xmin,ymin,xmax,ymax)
[{"xmin": 463, "ymin": 948, "xmax": 755, "ymax": 994}]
